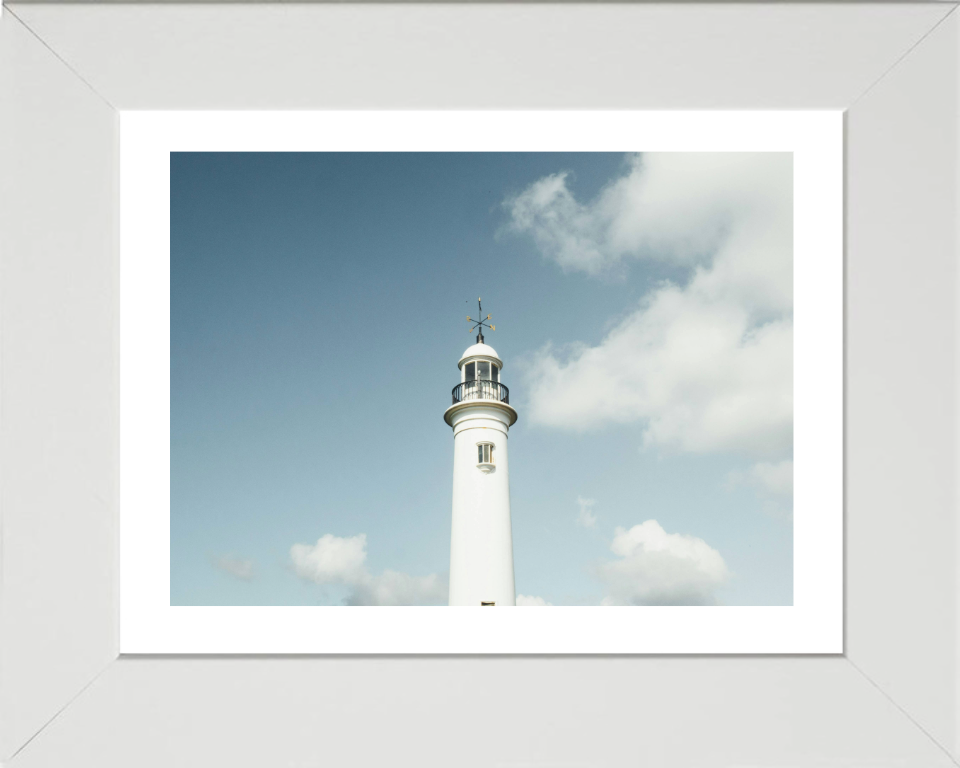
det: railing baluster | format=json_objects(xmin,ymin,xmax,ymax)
[{"xmin": 451, "ymin": 380, "xmax": 509, "ymax": 405}]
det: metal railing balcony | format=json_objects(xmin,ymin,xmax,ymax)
[{"xmin": 452, "ymin": 380, "xmax": 510, "ymax": 405}]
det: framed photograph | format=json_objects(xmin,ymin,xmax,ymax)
[
  {"xmin": 120, "ymin": 110, "xmax": 842, "ymax": 654},
  {"xmin": 3, "ymin": 3, "xmax": 958, "ymax": 766}
]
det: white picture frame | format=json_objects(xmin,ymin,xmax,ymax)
[{"xmin": 2, "ymin": 3, "xmax": 958, "ymax": 765}]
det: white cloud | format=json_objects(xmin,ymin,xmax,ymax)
[
  {"xmin": 348, "ymin": 570, "xmax": 447, "ymax": 607},
  {"xmin": 576, "ymin": 496, "xmax": 598, "ymax": 528},
  {"xmin": 290, "ymin": 533, "xmax": 447, "ymax": 606},
  {"xmin": 508, "ymin": 153, "xmax": 793, "ymax": 458},
  {"xmin": 213, "ymin": 554, "xmax": 255, "ymax": 581},
  {"xmin": 290, "ymin": 533, "xmax": 367, "ymax": 584},
  {"xmin": 505, "ymin": 172, "xmax": 609, "ymax": 274},
  {"xmin": 728, "ymin": 459, "xmax": 794, "ymax": 520},
  {"xmin": 506, "ymin": 153, "xmax": 791, "ymax": 294},
  {"xmin": 730, "ymin": 459, "xmax": 793, "ymax": 496},
  {"xmin": 516, "ymin": 594, "xmax": 552, "ymax": 606},
  {"xmin": 597, "ymin": 520, "xmax": 729, "ymax": 605}
]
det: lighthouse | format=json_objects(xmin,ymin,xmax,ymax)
[{"xmin": 444, "ymin": 301, "xmax": 518, "ymax": 606}]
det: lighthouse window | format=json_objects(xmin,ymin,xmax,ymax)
[
  {"xmin": 477, "ymin": 443, "xmax": 494, "ymax": 465},
  {"xmin": 465, "ymin": 362, "xmax": 476, "ymax": 382},
  {"xmin": 492, "ymin": 365, "xmax": 499, "ymax": 383},
  {"xmin": 477, "ymin": 361, "xmax": 491, "ymax": 380}
]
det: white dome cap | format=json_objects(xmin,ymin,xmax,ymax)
[{"xmin": 458, "ymin": 342, "xmax": 503, "ymax": 370}]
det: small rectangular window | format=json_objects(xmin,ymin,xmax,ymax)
[
  {"xmin": 465, "ymin": 362, "xmax": 475, "ymax": 381},
  {"xmin": 478, "ymin": 445, "xmax": 484, "ymax": 463},
  {"xmin": 481, "ymin": 601, "xmax": 496, "ymax": 606},
  {"xmin": 477, "ymin": 444, "xmax": 494, "ymax": 464},
  {"xmin": 492, "ymin": 365, "xmax": 499, "ymax": 383},
  {"xmin": 477, "ymin": 361, "xmax": 491, "ymax": 380}
]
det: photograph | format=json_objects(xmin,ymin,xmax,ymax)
[{"xmin": 170, "ymin": 150, "xmax": 794, "ymax": 608}]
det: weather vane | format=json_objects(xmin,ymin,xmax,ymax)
[{"xmin": 466, "ymin": 297, "xmax": 495, "ymax": 344}]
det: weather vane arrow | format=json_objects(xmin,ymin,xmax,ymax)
[{"xmin": 466, "ymin": 297, "xmax": 495, "ymax": 344}]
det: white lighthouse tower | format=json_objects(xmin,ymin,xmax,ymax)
[{"xmin": 444, "ymin": 300, "xmax": 518, "ymax": 606}]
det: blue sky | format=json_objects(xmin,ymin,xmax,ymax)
[{"xmin": 171, "ymin": 151, "xmax": 793, "ymax": 606}]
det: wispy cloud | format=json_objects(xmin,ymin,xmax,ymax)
[
  {"xmin": 729, "ymin": 459, "xmax": 793, "ymax": 496},
  {"xmin": 213, "ymin": 554, "xmax": 255, "ymax": 581},
  {"xmin": 575, "ymin": 496, "xmax": 598, "ymax": 528},
  {"xmin": 728, "ymin": 459, "xmax": 793, "ymax": 520},
  {"xmin": 597, "ymin": 520, "xmax": 729, "ymax": 605},
  {"xmin": 516, "ymin": 594, "xmax": 553, "ymax": 606},
  {"xmin": 507, "ymin": 153, "xmax": 793, "ymax": 459},
  {"xmin": 290, "ymin": 533, "xmax": 447, "ymax": 606}
]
